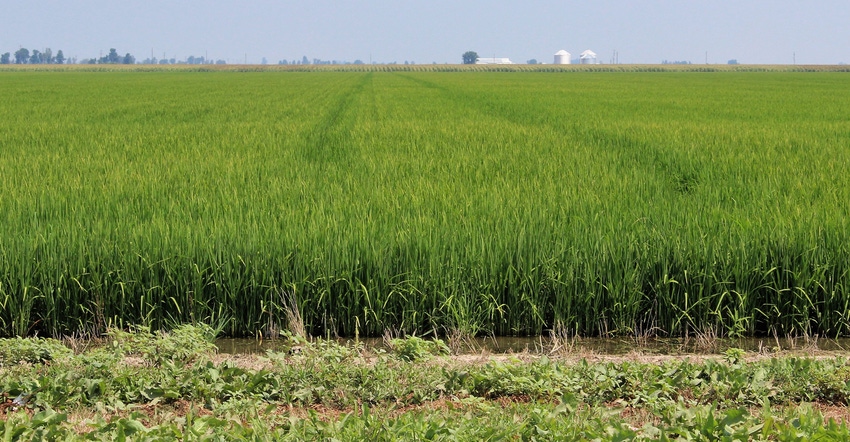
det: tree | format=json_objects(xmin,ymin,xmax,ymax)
[
  {"xmin": 462, "ymin": 51, "xmax": 478, "ymax": 64},
  {"xmin": 54, "ymin": 50, "xmax": 65, "ymax": 64},
  {"xmin": 301, "ymin": 55, "xmax": 309, "ymax": 65},
  {"xmin": 102, "ymin": 48, "xmax": 119, "ymax": 63},
  {"xmin": 29, "ymin": 50, "xmax": 42, "ymax": 64},
  {"xmin": 15, "ymin": 48, "xmax": 30, "ymax": 64},
  {"xmin": 0, "ymin": 53, "xmax": 10, "ymax": 64},
  {"xmin": 122, "ymin": 53, "xmax": 135, "ymax": 64},
  {"xmin": 527, "ymin": 59, "xmax": 538, "ymax": 65}
]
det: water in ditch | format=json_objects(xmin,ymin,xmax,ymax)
[{"xmin": 215, "ymin": 335, "xmax": 850, "ymax": 355}]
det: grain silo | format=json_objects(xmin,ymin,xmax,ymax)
[
  {"xmin": 580, "ymin": 50, "xmax": 597, "ymax": 64},
  {"xmin": 554, "ymin": 50, "xmax": 571, "ymax": 64}
]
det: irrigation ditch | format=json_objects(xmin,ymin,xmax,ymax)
[{"xmin": 214, "ymin": 335, "xmax": 850, "ymax": 356}]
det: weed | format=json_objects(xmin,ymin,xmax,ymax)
[
  {"xmin": 107, "ymin": 324, "xmax": 216, "ymax": 365},
  {"xmin": 723, "ymin": 347, "xmax": 746, "ymax": 365},
  {"xmin": 388, "ymin": 336, "xmax": 449, "ymax": 362},
  {"xmin": 0, "ymin": 337, "xmax": 72, "ymax": 366}
]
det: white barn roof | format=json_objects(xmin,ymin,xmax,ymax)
[{"xmin": 475, "ymin": 57, "xmax": 514, "ymax": 65}]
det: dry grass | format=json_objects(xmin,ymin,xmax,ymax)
[
  {"xmin": 445, "ymin": 327, "xmax": 482, "ymax": 355},
  {"xmin": 281, "ymin": 288, "xmax": 305, "ymax": 340}
]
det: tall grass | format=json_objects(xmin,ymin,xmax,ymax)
[{"xmin": 1, "ymin": 71, "xmax": 848, "ymax": 338}]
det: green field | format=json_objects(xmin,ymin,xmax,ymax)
[{"xmin": 1, "ymin": 70, "xmax": 848, "ymax": 338}]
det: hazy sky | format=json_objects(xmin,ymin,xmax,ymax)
[{"xmin": 4, "ymin": 1, "xmax": 849, "ymax": 65}]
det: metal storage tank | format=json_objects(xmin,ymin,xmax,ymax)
[
  {"xmin": 580, "ymin": 50, "xmax": 597, "ymax": 64},
  {"xmin": 554, "ymin": 50, "xmax": 571, "ymax": 64}
]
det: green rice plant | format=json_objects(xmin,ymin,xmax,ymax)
[{"xmin": 0, "ymin": 71, "xmax": 849, "ymax": 338}]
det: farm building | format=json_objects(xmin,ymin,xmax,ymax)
[
  {"xmin": 554, "ymin": 50, "xmax": 571, "ymax": 64},
  {"xmin": 475, "ymin": 57, "xmax": 514, "ymax": 65},
  {"xmin": 580, "ymin": 50, "xmax": 597, "ymax": 64}
]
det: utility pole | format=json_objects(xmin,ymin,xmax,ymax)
[{"xmin": 705, "ymin": 51, "xmax": 708, "ymax": 64}]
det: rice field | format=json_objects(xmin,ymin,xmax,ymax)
[{"xmin": 1, "ymin": 69, "xmax": 848, "ymax": 338}]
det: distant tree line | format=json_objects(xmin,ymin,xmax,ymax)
[
  {"xmin": 1, "ymin": 47, "xmax": 67, "ymax": 64},
  {"xmin": 0, "ymin": 47, "xmax": 137, "ymax": 65},
  {"xmin": 278, "ymin": 56, "xmax": 395, "ymax": 66},
  {"xmin": 1, "ymin": 46, "xmax": 229, "ymax": 66},
  {"xmin": 138, "ymin": 55, "xmax": 226, "ymax": 65},
  {"xmin": 76, "ymin": 48, "xmax": 136, "ymax": 65},
  {"xmin": 3, "ymin": 47, "xmax": 429, "ymax": 67}
]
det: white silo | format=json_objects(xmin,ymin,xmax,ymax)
[
  {"xmin": 554, "ymin": 50, "xmax": 571, "ymax": 64},
  {"xmin": 580, "ymin": 50, "xmax": 597, "ymax": 64}
]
